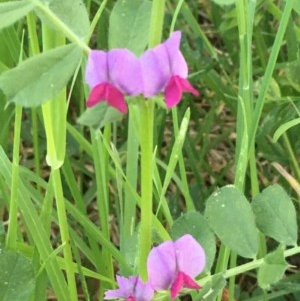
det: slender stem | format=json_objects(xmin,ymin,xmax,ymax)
[
  {"xmin": 29, "ymin": 0, "xmax": 90, "ymax": 54},
  {"xmin": 139, "ymin": 100, "xmax": 154, "ymax": 280},
  {"xmin": 6, "ymin": 104, "xmax": 22, "ymax": 250},
  {"xmin": 249, "ymin": 0, "xmax": 295, "ymax": 149},
  {"xmin": 52, "ymin": 168, "xmax": 78, "ymax": 301},
  {"xmin": 137, "ymin": 0, "xmax": 165, "ymax": 280}
]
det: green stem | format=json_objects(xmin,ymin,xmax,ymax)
[
  {"xmin": 29, "ymin": 0, "xmax": 90, "ymax": 54},
  {"xmin": 148, "ymin": 0, "xmax": 166, "ymax": 48},
  {"xmin": 52, "ymin": 168, "xmax": 78, "ymax": 301},
  {"xmin": 139, "ymin": 100, "xmax": 154, "ymax": 280},
  {"xmin": 6, "ymin": 104, "xmax": 22, "ymax": 250}
]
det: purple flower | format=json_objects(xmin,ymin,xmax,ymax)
[
  {"xmin": 147, "ymin": 234, "xmax": 205, "ymax": 299},
  {"xmin": 85, "ymin": 49, "xmax": 142, "ymax": 114},
  {"xmin": 140, "ymin": 31, "xmax": 199, "ymax": 108},
  {"xmin": 104, "ymin": 275, "xmax": 154, "ymax": 301}
]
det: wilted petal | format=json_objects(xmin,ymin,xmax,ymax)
[
  {"xmin": 86, "ymin": 50, "xmax": 108, "ymax": 87},
  {"xmin": 164, "ymin": 31, "xmax": 188, "ymax": 78},
  {"xmin": 108, "ymin": 49, "xmax": 143, "ymax": 96},
  {"xmin": 174, "ymin": 234, "xmax": 206, "ymax": 278},
  {"xmin": 86, "ymin": 82, "xmax": 127, "ymax": 114},
  {"xmin": 165, "ymin": 76, "xmax": 199, "ymax": 108},
  {"xmin": 147, "ymin": 240, "xmax": 177, "ymax": 290},
  {"xmin": 140, "ymin": 43, "xmax": 170, "ymax": 97}
]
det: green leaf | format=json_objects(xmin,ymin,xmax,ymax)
[
  {"xmin": 0, "ymin": 44, "xmax": 82, "ymax": 107},
  {"xmin": 109, "ymin": 0, "xmax": 152, "ymax": 55},
  {"xmin": 286, "ymin": 59, "xmax": 300, "ymax": 92},
  {"xmin": 258, "ymin": 246, "xmax": 289, "ymax": 290},
  {"xmin": 0, "ymin": 251, "xmax": 35, "ymax": 301},
  {"xmin": 171, "ymin": 211, "xmax": 216, "ymax": 272},
  {"xmin": 0, "ymin": 1, "xmax": 34, "ymax": 30},
  {"xmin": 77, "ymin": 102, "xmax": 123, "ymax": 129},
  {"xmin": 195, "ymin": 274, "xmax": 226, "ymax": 301},
  {"xmin": 252, "ymin": 184, "xmax": 297, "ymax": 246},
  {"xmin": 273, "ymin": 118, "xmax": 300, "ymax": 142},
  {"xmin": 210, "ymin": 0, "xmax": 235, "ymax": 6},
  {"xmin": 34, "ymin": 0, "xmax": 90, "ymax": 39},
  {"xmin": 205, "ymin": 185, "xmax": 258, "ymax": 258}
]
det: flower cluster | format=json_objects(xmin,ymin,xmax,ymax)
[
  {"xmin": 85, "ymin": 31, "xmax": 199, "ymax": 114},
  {"xmin": 104, "ymin": 234, "xmax": 206, "ymax": 301}
]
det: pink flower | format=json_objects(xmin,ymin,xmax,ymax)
[
  {"xmin": 140, "ymin": 31, "xmax": 199, "ymax": 108},
  {"xmin": 104, "ymin": 275, "xmax": 154, "ymax": 301},
  {"xmin": 147, "ymin": 234, "xmax": 205, "ymax": 299},
  {"xmin": 85, "ymin": 49, "xmax": 142, "ymax": 114}
]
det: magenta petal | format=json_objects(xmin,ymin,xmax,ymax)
[
  {"xmin": 86, "ymin": 83, "xmax": 106, "ymax": 107},
  {"xmin": 105, "ymin": 84, "xmax": 128, "ymax": 114},
  {"xmin": 86, "ymin": 83, "xmax": 127, "ymax": 114},
  {"xmin": 170, "ymin": 271, "xmax": 201, "ymax": 299},
  {"xmin": 147, "ymin": 240, "xmax": 177, "ymax": 290},
  {"xmin": 165, "ymin": 76, "xmax": 199, "ymax": 108},
  {"xmin": 85, "ymin": 50, "xmax": 108, "ymax": 87},
  {"xmin": 174, "ymin": 234, "xmax": 206, "ymax": 278},
  {"xmin": 108, "ymin": 49, "xmax": 142, "ymax": 96}
]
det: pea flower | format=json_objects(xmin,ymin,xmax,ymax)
[
  {"xmin": 85, "ymin": 49, "xmax": 142, "ymax": 114},
  {"xmin": 104, "ymin": 275, "xmax": 154, "ymax": 301},
  {"xmin": 140, "ymin": 31, "xmax": 199, "ymax": 108},
  {"xmin": 147, "ymin": 234, "xmax": 205, "ymax": 299}
]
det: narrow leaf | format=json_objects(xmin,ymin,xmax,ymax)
[
  {"xmin": 109, "ymin": 0, "xmax": 152, "ymax": 55},
  {"xmin": 0, "ymin": 44, "xmax": 82, "ymax": 107},
  {"xmin": 0, "ymin": 1, "xmax": 34, "ymax": 30},
  {"xmin": 205, "ymin": 185, "xmax": 258, "ymax": 258},
  {"xmin": 252, "ymin": 184, "xmax": 297, "ymax": 246},
  {"xmin": 273, "ymin": 118, "xmax": 300, "ymax": 142}
]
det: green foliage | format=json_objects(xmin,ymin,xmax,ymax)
[
  {"xmin": 0, "ymin": 1, "xmax": 34, "ymax": 30},
  {"xmin": 0, "ymin": 44, "xmax": 82, "ymax": 107},
  {"xmin": 108, "ymin": 0, "xmax": 152, "ymax": 55},
  {"xmin": 0, "ymin": 251, "xmax": 35, "ymax": 301},
  {"xmin": 77, "ymin": 102, "xmax": 123, "ymax": 129},
  {"xmin": 258, "ymin": 246, "xmax": 289, "ymax": 290},
  {"xmin": 34, "ymin": 0, "xmax": 90, "ymax": 39},
  {"xmin": 171, "ymin": 211, "xmax": 216, "ymax": 272},
  {"xmin": 205, "ymin": 185, "xmax": 258, "ymax": 258},
  {"xmin": 252, "ymin": 184, "xmax": 298, "ymax": 246}
]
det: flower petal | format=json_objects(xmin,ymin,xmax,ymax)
[
  {"xmin": 165, "ymin": 76, "xmax": 199, "ymax": 108},
  {"xmin": 134, "ymin": 278, "xmax": 155, "ymax": 301},
  {"xmin": 86, "ymin": 83, "xmax": 106, "ymax": 107},
  {"xmin": 170, "ymin": 271, "xmax": 201, "ymax": 299},
  {"xmin": 86, "ymin": 83, "xmax": 128, "ymax": 114},
  {"xmin": 104, "ymin": 275, "xmax": 136, "ymax": 300},
  {"xmin": 164, "ymin": 31, "xmax": 188, "ymax": 78},
  {"xmin": 85, "ymin": 50, "xmax": 108, "ymax": 88},
  {"xmin": 140, "ymin": 44, "xmax": 170, "ymax": 97},
  {"xmin": 106, "ymin": 84, "xmax": 128, "ymax": 114},
  {"xmin": 108, "ymin": 49, "xmax": 142, "ymax": 96},
  {"xmin": 147, "ymin": 240, "xmax": 177, "ymax": 290},
  {"xmin": 174, "ymin": 234, "xmax": 206, "ymax": 278}
]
